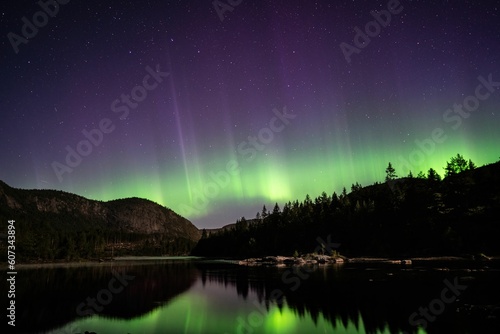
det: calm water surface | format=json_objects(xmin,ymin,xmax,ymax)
[{"xmin": 9, "ymin": 257, "xmax": 500, "ymax": 334}]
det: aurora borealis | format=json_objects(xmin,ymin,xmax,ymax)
[{"xmin": 1, "ymin": 1, "xmax": 499, "ymax": 228}]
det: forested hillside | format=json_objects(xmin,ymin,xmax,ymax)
[
  {"xmin": 193, "ymin": 156, "xmax": 500, "ymax": 258},
  {"xmin": 0, "ymin": 182, "xmax": 200, "ymax": 262}
]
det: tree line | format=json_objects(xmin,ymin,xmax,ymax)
[{"xmin": 192, "ymin": 154, "xmax": 500, "ymax": 258}]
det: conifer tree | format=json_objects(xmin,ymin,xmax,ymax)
[{"xmin": 385, "ymin": 162, "xmax": 397, "ymax": 181}]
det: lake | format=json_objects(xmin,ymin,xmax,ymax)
[{"xmin": 8, "ymin": 257, "xmax": 500, "ymax": 334}]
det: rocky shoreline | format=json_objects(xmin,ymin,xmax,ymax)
[
  {"xmin": 238, "ymin": 254, "xmax": 344, "ymax": 266},
  {"xmin": 238, "ymin": 254, "xmax": 498, "ymax": 267}
]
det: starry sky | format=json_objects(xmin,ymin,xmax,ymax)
[{"xmin": 1, "ymin": 1, "xmax": 499, "ymax": 229}]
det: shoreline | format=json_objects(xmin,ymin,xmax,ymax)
[
  {"xmin": 6, "ymin": 255, "xmax": 199, "ymax": 269},
  {"xmin": 237, "ymin": 254, "xmax": 500, "ymax": 266},
  {"xmin": 4, "ymin": 254, "xmax": 499, "ymax": 269}
]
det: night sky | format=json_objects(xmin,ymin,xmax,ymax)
[{"xmin": 1, "ymin": 1, "xmax": 499, "ymax": 228}]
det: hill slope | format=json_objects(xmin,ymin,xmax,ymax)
[
  {"xmin": 193, "ymin": 161, "xmax": 500, "ymax": 258},
  {"xmin": 0, "ymin": 181, "xmax": 201, "ymax": 261}
]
